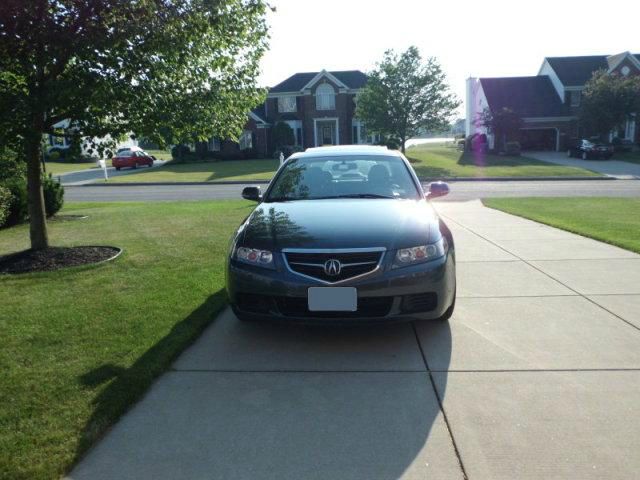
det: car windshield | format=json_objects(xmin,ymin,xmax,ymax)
[
  {"xmin": 265, "ymin": 155, "xmax": 420, "ymax": 202},
  {"xmin": 583, "ymin": 140, "xmax": 595, "ymax": 147},
  {"xmin": 116, "ymin": 150, "xmax": 132, "ymax": 157}
]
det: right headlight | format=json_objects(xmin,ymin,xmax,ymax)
[{"xmin": 393, "ymin": 238, "xmax": 446, "ymax": 268}]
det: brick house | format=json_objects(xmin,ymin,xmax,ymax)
[
  {"xmin": 209, "ymin": 69, "xmax": 379, "ymax": 158},
  {"xmin": 466, "ymin": 51, "xmax": 640, "ymax": 151}
]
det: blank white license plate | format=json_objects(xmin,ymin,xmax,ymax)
[{"xmin": 308, "ymin": 287, "xmax": 357, "ymax": 312}]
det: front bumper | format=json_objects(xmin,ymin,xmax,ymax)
[{"xmin": 226, "ymin": 250, "xmax": 456, "ymax": 324}]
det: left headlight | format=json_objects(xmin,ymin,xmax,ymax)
[
  {"xmin": 234, "ymin": 246, "xmax": 274, "ymax": 268},
  {"xmin": 393, "ymin": 238, "xmax": 446, "ymax": 268}
]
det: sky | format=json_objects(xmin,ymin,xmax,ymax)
[{"xmin": 259, "ymin": 0, "xmax": 640, "ymax": 117}]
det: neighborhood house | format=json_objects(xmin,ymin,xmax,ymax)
[
  {"xmin": 207, "ymin": 69, "xmax": 379, "ymax": 158},
  {"xmin": 466, "ymin": 51, "xmax": 640, "ymax": 151}
]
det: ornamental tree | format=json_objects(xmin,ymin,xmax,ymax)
[
  {"xmin": 580, "ymin": 70, "xmax": 640, "ymax": 139},
  {"xmin": 0, "ymin": 0, "xmax": 269, "ymax": 249},
  {"xmin": 478, "ymin": 107, "xmax": 523, "ymax": 151},
  {"xmin": 356, "ymin": 46, "xmax": 459, "ymax": 153}
]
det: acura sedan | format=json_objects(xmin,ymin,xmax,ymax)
[{"xmin": 226, "ymin": 145, "xmax": 456, "ymax": 324}]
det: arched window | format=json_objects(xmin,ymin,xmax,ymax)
[{"xmin": 315, "ymin": 83, "xmax": 335, "ymax": 110}]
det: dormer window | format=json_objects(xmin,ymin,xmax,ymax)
[
  {"xmin": 277, "ymin": 96, "xmax": 297, "ymax": 113},
  {"xmin": 315, "ymin": 83, "xmax": 335, "ymax": 110}
]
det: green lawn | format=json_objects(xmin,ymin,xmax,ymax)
[
  {"xmin": 0, "ymin": 200, "xmax": 252, "ymax": 479},
  {"xmin": 110, "ymin": 158, "xmax": 279, "ymax": 182},
  {"xmin": 406, "ymin": 143, "xmax": 600, "ymax": 178},
  {"xmin": 613, "ymin": 151, "xmax": 640, "ymax": 165},
  {"xmin": 44, "ymin": 149, "xmax": 171, "ymax": 175},
  {"xmin": 44, "ymin": 160, "xmax": 101, "ymax": 175},
  {"xmin": 484, "ymin": 197, "xmax": 640, "ymax": 254},
  {"xmin": 107, "ymin": 143, "xmax": 600, "ymax": 183}
]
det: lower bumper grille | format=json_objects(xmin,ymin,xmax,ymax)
[
  {"xmin": 276, "ymin": 296, "xmax": 393, "ymax": 318},
  {"xmin": 401, "ymin": 293, "xmax": 438, "ymax": 313}
]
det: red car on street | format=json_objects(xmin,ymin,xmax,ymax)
[{"xmin": 112, "ymin": 149, "xmax": 155, "ymax": 170}]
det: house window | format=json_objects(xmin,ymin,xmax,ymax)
[
  {"xmin": 570, "ymin": 90, "xmax": 581, "ymax": 107},
  {"xmin": 208, "ymin": 138, "xmax": 221, "ymax": 151},
  {"xmin": 239, "ymin": 130, "xmax": 253, "ymax": 150},
  {"xmin": 277, "ymin": 96, "xmax": 297, "ymax": 113},
  {"xmin": 315, "ymin": 83, "xmax": 335, "ymax": 110}
]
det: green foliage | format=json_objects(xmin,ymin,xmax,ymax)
[
  {"xmin": 271, "ymin": 121, "xmax": 295, "ymax": 150},
  {"xmin": 47, "ymin": 151, "xmax": 61, "ymax": 161},
  {"xmin": 478, "ymin": 107, "xmax": 523, "ymax": 151},
  {"xmin": 0, "ymin": 185, "xmax": 10, "ymax": 227},
  {"xmin": 2, "ymin": 178, "xmax": 28, "ymax": 227},
  {"xmin": 580, "ymin": 70, "xmax": 640, "ymax": 138},
  {"xmin": 356, "ymin": 46, "xmax": 459, "ymax": 152},
  {"xmin": 42, "ymin": 175, "xmax": 64, "ymax": 217},
  {"xmin": 0, "ymin": 147, "xmax": 25, "ymax": 182},
  {"xmin": 504, "ymin": 141, "xmax": 521, "ymax": 156},
  {"xmin": 0, "ymin": 0, "xmax": 270, "ymax": 248},
  {"xmin": 171, "ymin": 144, "xmax": 192, "ymax": 161}
]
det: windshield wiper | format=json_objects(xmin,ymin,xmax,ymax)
[{"xmin": 314, "ymin": 193, "xmax": 396, "ymax": 199}]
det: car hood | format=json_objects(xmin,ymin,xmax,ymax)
[{"xmin": 239, "ymin": 199, "xmax": 441, "ymax": 251}]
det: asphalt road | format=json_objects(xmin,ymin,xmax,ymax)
[{"xmin": 64, "ymin": 179, "xmax": 640, "ymax": 202}]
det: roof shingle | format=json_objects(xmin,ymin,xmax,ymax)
[
  {"xmin": 269, "ymin": 70, "xmax": 368, "ymax": 93},
  {"xmin": 480, "ymin": 76, "xmax": 567, "ymax": 118},
  {"xmin": 545, "ymin": 54, "xmax": 640, "ymax": 86}
]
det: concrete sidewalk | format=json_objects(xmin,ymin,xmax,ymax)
[
  {"xmin": 67, "ymin": 201, "xmax": 640, "ymax": 480},
  {"xmin": 528, "ymin": 150, "xmax": 640, "ymax": 179}
]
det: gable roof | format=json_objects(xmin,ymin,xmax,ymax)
[
  {"xmin": 479, "ymin": 76, "xmax": 567, "ymax": 117},
  {"xmin": 269, "ymin": 70, "xmax": 368, "ymax": 93},
  {"xmin": 545, "ymin": 54, "xmax": 640, "ymax": 86}
]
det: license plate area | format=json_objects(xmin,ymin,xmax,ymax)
[{"xmin": 308, "ymin": 287, "xmax": 357, "ymax": 312}]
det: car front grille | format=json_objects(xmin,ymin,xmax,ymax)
[{"xmin": 283, "ymin": 249, "xmax": 384, "ymax": 283}]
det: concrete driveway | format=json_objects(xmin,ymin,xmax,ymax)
[
  {"xmin": 68, "ymin": 201, "xmax": 640, "ymax": 480},
  {"xmin": 527, "ymin": 150, "xmax": 640, "ymax": 179}
]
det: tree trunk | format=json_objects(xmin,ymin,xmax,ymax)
[
  {"xmin": 400, "ymin": 135, "xmax": 406, "ymax": 153},
  {"xmin": 25, "ymin": 129, "xmax": 49, "ymax": 250}
]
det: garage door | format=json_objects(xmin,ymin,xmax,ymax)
[{"xmin": 519, "ymin": 129, "xmax": 557, "ymax": 151}]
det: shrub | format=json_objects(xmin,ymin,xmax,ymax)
[
  {"xmin": 271, "ymin": 121, "xmax": 295, "ymax": 150},
  {"xmin": 2, "ymin": 178, "xmax": 28, "ymax": 227},
  {"xmin": 43, "ymin": 174, "xmax": 64, "ymax": 217},
  {"xmin": 48, "ymin": 151, "xmax": 61, "ymax": 161},
  {"xmin": 171, "ymin": 144, "xmax": 191, "ymax": 161},
  {"xmin": 0, "ymin": 185, "xmax": 11, "ymax": 228},
  {"xmin": 503, "ymin": 141, "xmax": 521, "ymax": 156},
  {"xmin": 0, "ymin": 148, "xmax": 25, "ymax": 182}
]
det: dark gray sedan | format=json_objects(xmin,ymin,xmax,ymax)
[{"xmin": 226, "ymin": 146, "xmax": 456, "ymax": 323}]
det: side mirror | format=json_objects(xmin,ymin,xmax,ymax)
[
  {"xmin": 242, "ymin": 185, "xmax": 262, "ymax": 202},
  {"xmin": 427, "ymin": 181, "xmax": 449, "ymax": 199},
  {"xmin": 150, "ymin": 155, "xmax": 157, "ymax": 161}
]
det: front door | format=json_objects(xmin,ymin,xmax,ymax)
[{"xmin": 316, "ymin": 120, "xmax": 337, "ymax": 146}]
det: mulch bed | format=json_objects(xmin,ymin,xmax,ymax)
[
  {"xmin": 0, "ymin": 246, "xmax": 121, "ymax": 274},
  {"xmin": 49, "ymin": 215, "xmax": 89, "ymax": 222}
]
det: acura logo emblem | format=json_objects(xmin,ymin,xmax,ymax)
[{"xmin": 324, "ymin": 259, "xmax": 341, "ymax": 276}]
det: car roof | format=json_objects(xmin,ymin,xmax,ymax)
[{"xmin": 290, "ymin": 145, "xmax": 400, "ymax": 159}]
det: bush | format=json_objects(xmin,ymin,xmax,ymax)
[
  {"xmin": 47, "ymin": 151, "xmax": 61, "ymax": 161},
  {"xmin": 0, "ymin": 148, "xmax": 25, "ymax": 182},
  {"xmin": 503, "ymin": 141, "xmax": 521, "ymax": 156},
  {"xmin": 2, "ymin": 178, "xmax": 28, "ymax": 227},
  {"xmin": 43, "ymin": 174, "xmax": 64, "ymax": 217},
  {"xmin": 0, "ymin": 185, "xmax": 11, "ymax": 228},
  {"xmin": 171, "ymin": 144, "xmax": 191, "ymax": 161}
]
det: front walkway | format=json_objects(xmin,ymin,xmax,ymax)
[
  {"xmin": 67, "ymin": 201, "xmax": 640, "ymax": 480},
  {"xmin": 528, "ymin": 150, "xmax": 640, "ymax": 179}
]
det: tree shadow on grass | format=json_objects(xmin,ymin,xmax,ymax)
[{"xmin": 71, "ymin": 288, "xmax": 228, "ymax": 470}]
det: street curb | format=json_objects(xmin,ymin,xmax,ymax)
[{"xmin": 63, "ymin": 175, "xmax": 620, "ymax": 187}]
